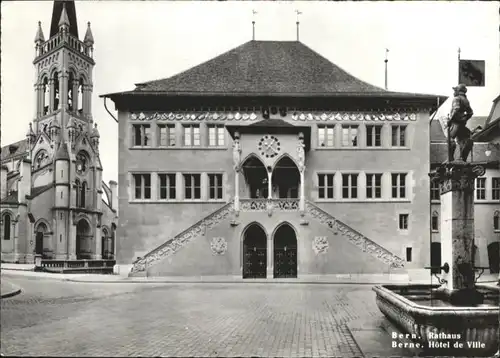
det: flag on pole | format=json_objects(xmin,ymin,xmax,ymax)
[{"xmin": 458, "ymin": 59, "xmax": 486, "ymax": 86}]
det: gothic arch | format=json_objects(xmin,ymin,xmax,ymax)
[
  {"xmin": 241, "ymin": 222, "xmax": 268, "ymax": 278},
  {"xmin": 241, "ymin": 153, "xmax": 266, "ymax": 168},
  {"xmin": 1, "ymin": 209, "xmax": 16, "ymax": 219},
  {"xmin": 271, "ymin": 153, "xmax": 299, "ymax": 171},
  {"xmin": 74, "ymin": 214, "xmax": 91, "ymax": 229},
  {"xmin": 34, "ymin": 218, "xmax": 52, "ymax": 233},
  {"xmin": 271, "ymin": 221, "xmax": 298, "ymax": 239},
  {"xmin": 1, "ymin": 211, "xmax": 13, "ymax": 241},
  {"xmin": 241, "ymin": 221, "xmax": 268, "ymax": 243}
]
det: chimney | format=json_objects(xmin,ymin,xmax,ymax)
[
  {"xmin": 109, "ymin": 180, "xmax": 118, "ymax": 213},
  {"xmin": 18, "ymin": 158, "xmax": 32, "ymax": 203},
  {"xmin": 1, "ymin": 165, "xmax": 8, "ymax": 199}
]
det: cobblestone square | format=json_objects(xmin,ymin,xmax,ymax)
[{"xmin": 1, "ymin": 276, "xmax": 412, "ymax": 357}]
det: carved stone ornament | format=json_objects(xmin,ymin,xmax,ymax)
[
  {"xmin": 305, "ymin": 202, "xmax": 405, "ymax": 268},
  {"xmin": 210, "ymin": 237, "xmax": 228, "ymax": 255},
  {"xmin": 130, "ymin": 111, "xmax": 417, "ymax": 122},
  {"xmin": 430, "ymin": 163, "xmax": 486, "ymax": 195},
  {"xmin": 131, "ymin": 202, "xmax": 233, "ymax": 273},
  {"xmin": 312, "ymin": 236, "xmax": 329, "ymax": 254},
  {"xmin": 240, "ymin": 199, "xmax": 299, "ymax": 212}
]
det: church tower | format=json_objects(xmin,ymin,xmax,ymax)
[{"xmin": 29, "ymin": 0, "xmax": 103, "ymax": 260}]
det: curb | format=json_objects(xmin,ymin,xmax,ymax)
[{"xmin": 0, "ymin": 282, "xmax": 22, "ymax": 299}]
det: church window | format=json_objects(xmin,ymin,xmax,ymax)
[
  {"xmin": 2, "ymin": 213, "xmax": 11, "ymax": 240},
  {"xmin": 132, "ymin": 174, "xmax": 151, "ymax": 200},
  {"xmin": 431, "ymin": 211, "xmax": 439, "ymax": 232},
  {"xmin": 208, "ymin": 174, "xmax": 223, "ymax": 200},
  {"xmin": 43, "ymin": 77, "xmax": 49, "ymax": 115},
  {"xmin": 391, "ymin": 173, "xmax": 407, "ymax": 199},
  {"xmin": 318, "ymin": 174, "xmax": 334, "ymax": 199},
  {"xmin": 68, "ymin": 72, "xmax": 74, "ymax": 111},
  {"xmin": 341, "ymin": 125, "xmax": 358, "ymax": 147},
  {"xmin": 318, "ymin": 125, "xmax": 334, "ymax": 147},
  {"xmin": 75, "ymin": 179, "xmax": 81, "ymax": 207},
  {"xmin": 34, "ymin": 150, "xmax": 49, "ymax": 169},
  {"xmin": 492, "ymin": 178, "xmax": 500, "ymax": 201},
  {"xmin": 391, "ymin": 125, "xmax": 407, "ymax": 147},
  {"xmin": 158, "ymin": 124, "xmax": 176, "ymax": 147},
  {"xmin": 183, "ymin": 125, "xmax": 200, "ymax": 146},
  {"xmin": 78, "ymin": 77, "xmax": 84, "ymax": 114},
  {"xmin": 494, "ymin": 211, "xmax": 499, "ymax": 232},
  {"xmin": 399, "ymin": 214, "xmax": 409, "ymax": 230},
  {"xmin": 76, "ymin": 151, "xmax": 89, "ymax": 174},
  {"xmin": 431, "ymin": 180, "xmax": 440, "ymax": 201},
  {"xmin": 52, "ymin": 71, "xmax": 60, "ymax": 111},
  {"xmin": 342, "ymin": 173, "xmax": 358, "ymax": 199},
  {"xmin": 366, "ymin": 125, "xmax": 382, "ymax": 147},
  {"xmin": 132, "ymin": 124, "xmax": 151, "ymax": 147},
  {"xmin": 476, "ymin": 177, "xmax": 486, "ymax": 200},
  {"xmin": 183, "ymin": 174, "xmax": 201, "ymax": 199},
  {"xmin": 158, "ymin": 173, "xmax": 176, "ymax": 200},
  {"xmin": 208, "ymin": 125, "xmax": 225, "ymax": 147},
  {"xmin": 80, "ymin": 182, "xmax": 87, "ymax": 208},
  {"xmin": 366, "ymin": 173, "xmax": 382, "ymax": 199}
]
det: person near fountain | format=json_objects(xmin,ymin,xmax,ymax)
[{"xmin": 447, "ymin": 83, "xmax": 474, "ymax": 162}]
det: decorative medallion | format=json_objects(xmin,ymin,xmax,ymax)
[
  {"xmin": 312, "ymin": 236, "xmax": 329, "ymax": 254},
  {"xmin": 210, "ymin": 237, "xmax": 228, "ymax": 255},
  {"xmin": 258, "ymin": 135, "xmax": 281, "ymax": 159}
]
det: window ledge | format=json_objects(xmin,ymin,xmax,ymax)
[
  {"xmin": 315, "ymin": 147, "xmax": 410, "ymax": 151},
  {"xmin": 315, "ymin": 199, "xmax": 412, "ymax": 203},
  {"xmin": 432, "ymin": 230, "xmax": 439, "ymax": 233},
  {"xmin": 431, "ymin": 200, "xmax": 441, "ymax": 204},
  {"xmin": 129, "ymin": 199, "xmax": 227, "ymax": 204},
  {"xmin": 475, "ymin": 200, "xmax": 500, "ymax": 204},
  {"xmin": 129, "ymin": 146, "xmax": 228, "ymax": 151}
]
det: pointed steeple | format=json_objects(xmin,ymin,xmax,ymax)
[
  {"xmin": 58, "ymin": 3, "xmax": 70, "ymax": 29},
  {"xmin": 84, "ymin": 22, "xmax": 94, "ymax": 46},
  {"xmin": 34, "ymin": 21, "xmax": 45, "ymax": 43},
  {"xmin": 50, "ymin": 1, "xmax": 79, "ymax": 38}
]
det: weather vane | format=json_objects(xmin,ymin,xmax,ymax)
[
  {"xmin": 252, "ymin": 10, "xmax": 257, "ymax": 40},
  {"xmin": 295, "ymin": 10, "xmax": 302, "ymax": 41}
]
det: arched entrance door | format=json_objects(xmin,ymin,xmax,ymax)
[
  {"xmin": 242, "ymin": 224, "xmax": 267, "ymax": 279},
  {"xmin": 273, "ymin": 224, "xmax": 297, "ymax": 278},
  {"xmin": 76, "ymin": 219, "xmax": 91, "ymax": 260},
  {"xmin": 101, "ymin": 228, "xmax": 109, "ymax": 259},
  {"xmin": 35, "ymin": 222, "xmax": 48, "ymax": 257},
  {"xmin": 487, "ymin": 242, "xmax": 499, "ymax": 274}
]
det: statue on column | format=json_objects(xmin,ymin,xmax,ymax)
[
  {"xmin": 297, "ymin": 139, "xmax": 305, "ymax": 172},
  {"xmin": 448, "ymin": 84, "xmax": 474, "ymax": 162},
  {"xmin": 233, "ymin": 138, "xmax": 241, "ymax": 171}
]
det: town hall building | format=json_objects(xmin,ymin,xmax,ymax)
[
  {"xmin": 1, "ymin": 1, "xmax": 118, "ymax": 269},
  {"xmin": 103, "ymin": 34, "xmax": 499, "ymax": 278}
]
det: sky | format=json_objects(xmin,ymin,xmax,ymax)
[{"xmin": 1, "ymin": 1, "xmax": 499, "ymax": 184}]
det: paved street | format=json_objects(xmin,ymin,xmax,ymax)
[{"xmin": 1, "ymin": 275, "xmax": 406, "ymax": 357}]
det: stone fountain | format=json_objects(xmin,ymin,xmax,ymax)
[{"xmin": 373, "ymin": 85, "xmax": 499, "ymax": 357}]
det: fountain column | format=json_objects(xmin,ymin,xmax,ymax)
[{"xmin": 432, "ymin": 161, "xmax": 486, "ymax": 305}]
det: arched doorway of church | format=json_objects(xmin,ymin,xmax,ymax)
[
  {"xmin": 242, "ymin": 223, "xmax": 267, "ymax": 279},
  {"xmin": 101, "ymin": 228, "xmax": 109, "ymax": 259},
  {"xmin": 242, "ymin": 155, "xmax": 268, "ymax": 199},
  {"xmin": 487, "ymin": 242, "xmax": 499, "ymax": 274},
  {"xmin": 35, "ymin": 222, "xmax": 48, "ymax": 257},
  {"xmin": 271, "ymin": 156, "xmax": 299, "ymax": 199},
  {"xmin": 76, "ymin": 219, "xmax": 91, "ymax": 260},
  {"xmin": 273, "ymin": 223, "xmax": 297, "ymax": 278}
]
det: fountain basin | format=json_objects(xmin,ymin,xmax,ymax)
[{"xmin": 373, "ymin": 284, "xmax": 499, "ymax": 356}]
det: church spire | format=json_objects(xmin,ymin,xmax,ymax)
[
  {"xmin": 84, "ymin": 22, "xmax": 94, "ymax": 46},
  {"xmin": 50, "ymin": 0, "xmax": 79, "ymax": 39},
  {"xmin": 34, "ymin": 21, "xmax": 45, "ymax": 43}
]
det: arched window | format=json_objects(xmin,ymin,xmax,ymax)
[
  {"xmin": 43, "ymin": 77, "xmax": 49, "ymax": 115},
  {"xmin": 68, "ymin": 72, "xmax": 74, "ymax": 111},
  {"xmin": 75, "ymin": 179, "xmax": 81, "ymax": 207},
  {"xmin": 76, "ymin": 151, "xmax": 89, "ymax": 175},
  {"xmin": 2, "ymin": 213, "xmax": 11, "ymax": 241},
  {"xmin": 77, "ymin": 77, "xmax": 84, "ymax": 114},
  {"xmin": 494, "ymin": 211, "xmax": 499, "ymax": 232},
  {"xmin": 53, "ymin": 71, "xmax": 60, "ymax": 111},
  {"xmin": 431, "ymin": 211, "xmax": 439, "ymax": 232},
  {"xmin": 34, "ymin": 150, "xmax": 49, "ymax": 169},
  {"xmin": 81, "ymin": 181, "xmax": 87, "ymax": 208}
]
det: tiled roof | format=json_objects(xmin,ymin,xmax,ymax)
[
  {"xmin": 1, "ymin": 190, "xmax": 18, "ymax": 204},
  {"xmin": 430, "ymin": 142, "xmax": 500, "ymax": 164},
  {"xmin": 125, "ymin": 41, "xmax": 442, "ymax": 100},
  {"xmin": 248, "ymin": 118, "xmax": 298, "ymax": 128},
  {"xmin": 29, "ymin": 184, "xmax": 53, "ymax": 199},
  {"xmin": 1, "ymin": 139, "xmax": 29, "ymax": 163}
]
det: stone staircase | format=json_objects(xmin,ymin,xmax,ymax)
[
  {"xmin": 130, "ymin": 199, "xmax": 404, "ymax": 274},
  {"xmin": 130, "ymin": 201, "xmax": 234, "ymax": 274},
  {"xmin": 305, "ymin": 201, "xmax": 405, "ymax": 268}
]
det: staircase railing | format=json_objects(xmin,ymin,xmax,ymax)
[
  {"xmin": 305, "ymin": 201, "xmax": 405, "ymax": 268},
  {"xmin": 131, "ymin": 201, "xmax": 234, "ymax": 273}
]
